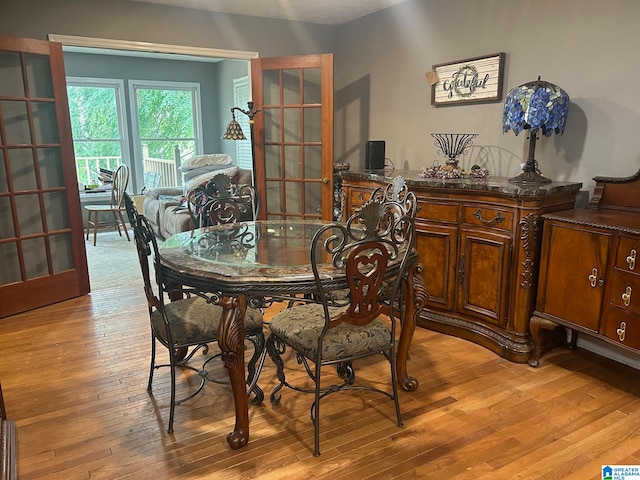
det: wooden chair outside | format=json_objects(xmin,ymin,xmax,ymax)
[
  {"xmin": 265, "ymin": 198, "xmax": 415, "ymax": 455},
  {"xmin": 84, "ymin": 164, "xmax": 131, "ymax": 246}
]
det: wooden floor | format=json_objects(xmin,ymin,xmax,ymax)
[{"xmin": 1, "ymin": 285, "xmax": 640, "ymax": 479}]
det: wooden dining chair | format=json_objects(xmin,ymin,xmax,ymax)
[
  {"xmin": 84, "ymin": 164, "xmax": 131, "ymax": 246},
  {"xmin": 265, "ymin": 198, "xmax": 415, "ymax": 456},
  {"xmin": 123, "ymin": 193, "xmax": 266, "ymax": 433}
]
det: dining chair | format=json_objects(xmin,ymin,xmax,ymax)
[
  {"xmin": 123, "ymin": 193, "xmax": 266, "ymax": 433},
  {"xmin": 85, "ymin": 164, "xmax": 131, "ymax": 246},
  {"xmin": 265, "ymin": 198, "xmax": 415, "ymax": 456},
  {"xmin": 187, "ymin": 173, "xmax": 259, "ymax": 228}
]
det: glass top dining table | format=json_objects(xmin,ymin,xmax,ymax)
[{"xmin": 157, "ymin": 219, "xmax": 426, "ymax": 450}]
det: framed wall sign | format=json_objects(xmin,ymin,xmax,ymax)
[{"xmin": 430, "ymin": 52, "xmax": 505, "ymax": 107}]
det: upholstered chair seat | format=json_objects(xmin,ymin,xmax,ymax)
[
  {"xmin": 268, "ymin": 303, "xmax": 391, "ymax": 360},
  {"xmin": 151, "ymin": 298, "xmax": 263, "ymax": 346}
]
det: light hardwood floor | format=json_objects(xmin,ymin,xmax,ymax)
[{"xmin": 1, "ymin": 284, "xmax": 639, "ymax": 479}]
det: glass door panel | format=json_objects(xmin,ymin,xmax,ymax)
[
  {"xmin": 251, "ymin": 54, "xmax": 334, "ymax": 221},
  {"xmin": 0, "ymin": 35, "xmax": 89, "ymax": 318}
]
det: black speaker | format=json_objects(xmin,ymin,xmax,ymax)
[{"xmin": 365, "ymin": 140, "xmax": 385, "ymax": 170}]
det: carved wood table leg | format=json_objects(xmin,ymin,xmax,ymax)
[
  {"xmin": 396, "ymin": 261, "xmax": 428, "ymax": 391},
  {"xmin": 219, "ymin": 295, "xmax": 249, "ymax": 449},
  {"xmin": 528, "ymin": 315, "xmax": 562, "ymax": 367}
]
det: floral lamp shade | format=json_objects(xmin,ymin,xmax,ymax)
[{"xmin": 502, "ymin": 76, "xmax": 570, "ymax": 183}]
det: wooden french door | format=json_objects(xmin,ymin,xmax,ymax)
[
  {"xmin": 0, "ymin": 35, "xmax": 89, "ymax": 318},
  {"xmin": 251, "ymin": 54, "xmax": 334, "ymax": 220}
]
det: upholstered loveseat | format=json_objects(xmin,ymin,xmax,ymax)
[{"xmin": 141, "ymin": 154, "xmax": 252, "ymax": 239}]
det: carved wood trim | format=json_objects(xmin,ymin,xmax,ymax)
[{"xmin": 519, "ymin": 213, "xmax": 540, "ymax": 290}]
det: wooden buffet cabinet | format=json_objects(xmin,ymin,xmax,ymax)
[
  {"xmin": 529, "ymin": 169, "xmax": 640, "ymax": 366},
  {"xmin": 340, "ymin": 170, "xmax": 582, "ymax": 363}
]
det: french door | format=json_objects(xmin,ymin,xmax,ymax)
[
  {"xmin": 0, "ymin": 35, "xmax": 89, "ymax": 318},
  {"xmin": 251, "ymin": 54, "xmax": 334, "ymax": 220}
]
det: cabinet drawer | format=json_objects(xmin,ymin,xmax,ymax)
[
  {"xmin": 416, "ymin": 201, "xmax": 458, "ymax": 223},
  {"xmin": 609, "ymin": 271, "xmax": 640, "ymax": 315},
  {"xmin": 462, "ymin": 205, "xmax": 514, "ymax": 231},
  {"xmin": 602, "ymin": 307, "xmax": 640, "ymax": 350},
  {"xmin": 615, "ymin": 236, "xmax": 640, "ymax": 272},
  {"xmin": 348, "ymin": 188, "xmax": 372, "ymax": 208}
]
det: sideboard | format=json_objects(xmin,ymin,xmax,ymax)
[
  {"xmin": 529, "ymin": 169, "xmax": 640, "ymax": 366},
  {"xmin": 341, "ymin": 170, "xmax": 582, "ymax": 363}
]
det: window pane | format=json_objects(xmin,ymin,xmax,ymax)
[
  {"xmin": 0, "ymin": 242, "xmax": 21, "ymax": 284},
  {"xmin": 137, "ymin": 88, "xmax": 194, "ymax": 138},
  {"xmin": 266, "ymin": 180, "xmax": 281, "ymax": 213},
  {"xmin": 284, "ymin": 108, "xmax": 300, "ymax": 143},
  {"xmin": 2, "ymin": 101, "xmax": 31, "ymax": 144},
  {"xmin": 67, "ymin": 86, "xmax": 120, "ymax": 139},
  {"xmin": 283, "ymin": 69, "xmax": 300, "ymax": 105},
  {"xmin": 39, "ymin": 148, "xmax": 65, "ymax": 189},
  {"xmin": 22, "ymin": 237, "xmax": 48, "ymax": 279},
  {"xmin": 25, "ymin": 54, "xmax": 53, "ymax": 98},
  {"xmin": 305, "ymin": 182, "xmax": 322, "ymax": 215},
  {"xmin": 66, "ymin": 82, "xmax": 126, "ymax": 187},
  {"xmin": 32, "ymin": 102, "xmax": 59, "ymax": 144},
  {"xmin": 284, "ymin": 146, "xmax": 301, "ymax": 178},
  {"xmin": 0, "ymin": 52, "xmax": 25, "ymax": 97},
  {"xmin": 303, "ymin": 68, "xmax": 321, "ymax": 104},
  {"xmin": 9, "ymin": 148, "xmax": 37, "ymax": 191}
]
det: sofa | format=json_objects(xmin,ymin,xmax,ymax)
[{"xmin": 142, "ymin": 165, "xmax": 252, "ymax": 239}]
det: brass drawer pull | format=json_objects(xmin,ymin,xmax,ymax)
[
  {"xmin": 617, "ymin": 321, "xmax": 627, "ymax": 342},
  {"xmin": 588, "ymin": 268, "xmax": 599, "ymax": 288},
  {"xmin": 357, "ymin": 192, "xmax": 365, "ymax": 202},
  {"xmin": 627, "ymin": 249, "xmax": 637, "ymax": 270},
  {"xmin": 473, "ymin": 209, "xmax": 505, "ymax": 225},
  {"xmin": 622, "ymin": 286, "xmax": 632, "ymax": 307}
]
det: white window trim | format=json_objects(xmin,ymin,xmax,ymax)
[
  {"xmin": 128, "ymin": 79, "xmax": 204, "ymax": 190},
  {"xmin": 232, "ymin": 76, "xmax": 252, "ymax": 171},
  {"xmin": 65, "ymin": 76, "xmax": 131, "ymax": 186}
]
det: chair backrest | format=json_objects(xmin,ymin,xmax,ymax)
[
  {"xmin": 311, "ymin": 198, "xmax": 414, "ymax": 330},
  {"xmin": 370, "ymin": 176, "xmax": 418, "ymax": 219},
  {"xmin": 111, "ymin": 164, "xmax": 130, "ymax": 209},
  {"xmin": 123, "ymin": 192, "xmax": 163, "ymax": 312},
  {"xmin": 188, "ymin": 173, "xmax": 259, "ymax": 227}
]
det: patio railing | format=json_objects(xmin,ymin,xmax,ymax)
[{"xmin": 76, "ymin": 145, "xmax": 187, "ymax": 189}]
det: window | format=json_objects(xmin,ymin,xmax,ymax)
[
  {"xmin": 233, "ymin": 76, "xmax": 253, "ymax": 171},
  {"xmin": 66, "ymin": 78, "xmax": 129, "ymax": 188},
  {"xmin": 129, "ymin": 80, "xmax": 204, "ymax": 190}
]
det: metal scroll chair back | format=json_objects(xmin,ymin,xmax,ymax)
[
  {"xmin": 187, "ymin": 173, "xmax": 259, "ymax": 227},
  {"xmin": 266, "ymin": 198, "xmax": 414, "ymax": 455},
  {"xmin": 370, "ymin": 176, "xmax": 418, "ymax": 220},
  {"xmin": 207, "ymin": 184, "xmax": 259, "ymax": 225}
]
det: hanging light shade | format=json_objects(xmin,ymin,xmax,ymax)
[
  {"xmin": 502, "ymin": 76, "xmax": 570, "ymax": 184},
  {"xmin": 221, "ymin": 113, "xmax": 247, "ymax": 140}
]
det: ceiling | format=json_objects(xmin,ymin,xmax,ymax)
[{"xmin": 130, "ymin": 0, "xmax": 410, "ymax": 25}]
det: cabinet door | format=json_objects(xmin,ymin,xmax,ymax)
[
  {"xmin": 537, "ymin": 222, "xmax": 610, "ymax": 332},
  {"xmin": 457, "ymin": 229, "xmax": 511, "ymax": 326},
  {"xmin": 416, "ymin": 223, "xmax": 457, "ymax": 311}
]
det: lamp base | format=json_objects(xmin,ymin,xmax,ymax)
[{"xmin": 508, "ymin": 170, "xmax": 553, "ymax": 184}]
